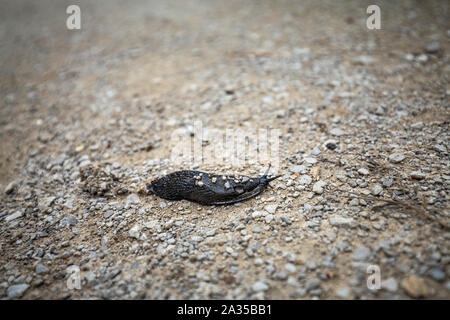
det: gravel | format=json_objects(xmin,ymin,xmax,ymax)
[
  {"xmin": 312, "ymin": 181, "xmax": 327, "ymax": 194},
  {"xmin": 306, "ymin": 279, "xmax": 321, "ymax": 291},
  {"xmin": 381, "ymin": 278, "xmax": 399, "ymax": 292},
  {"xmin": 425, "ymin": 41, "xmax": 440, "ymax": 53},
  {"xmin": 264, "ymin": 204, "xmax": 278, "ymax": 214},
  {"xmin": 7, "ymin": 284, "xmax": 29, "ymax": 298},
  {"xmin": 4, "ymin": 181, "xmax": 17, "ymax": 194},
  {"xmin": 428, "ymin": 269, "xmax": 446, "ymax": 282},
  {"xmin": 389, "ymin": 153, "xmax": 406, "ymax": 163},
  {"xmin": 35, "ymin": 263, "xmax": 49, "ymax": 275},
  {"xmin": 329, "ymin": 216, "xmax": 354, "ymax": 228},
  {"xmin": 298, "ymin": 175, "xmax": 312, "ymax": 185},
  {"xmin": 410, "ymin": 171, "xmax": 425, "ymax": 180},
  {"xmin": 352, "ymin": 246, "xmax": 371, "ymax": 261},
  {"xmin": 252, "ymin": 281, "xmax": 269, "ymax": 292},
  {"xmin": 336, "ymin": 287, "xmax": 352, "ymax": 299},
  {"xmin": 4, "ymin": 211, "xmax": 22, "ymax": 222}
]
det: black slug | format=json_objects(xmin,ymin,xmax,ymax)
[{"xmin": 147, "ymin": 166, "xmax": 281, "ymax": 205}]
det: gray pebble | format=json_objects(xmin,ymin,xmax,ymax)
[
  {"xmin": 252, "ymin": 281, "xmax": 269, "ymax": 292},
  {"xmin": 330, "ymin": 128, "xmax": 344, "ymax": 136},
  {"xmin": 306, "ymin": 279, "xmax": 321, "ymax": 291},
  {"xmin": 313, "ymin": 181, "xmax": 327, "ymax": 194},
  {"xmin": 371, "ymin": 184, "xmax": 383, "ymax": 196},
  {"xmin": 429, "ymin": 268, "xmax": 445, "ymax": 282},
  {"xmin": 7, "ymin": 284, "xmax": 29, "ymax": 298},
  {"xmin": 35, "ymin": 263, "xmax": 49, "ymax": 275},
  {"xmin": 336, "ymin": 286, "xmax": 352, "ymax": 299},
  {"xmin": 329, "ymin": 216, "xmax": 354, "ymax": 228},
  {"xmin": 425, "ymin": 41, "xmax": 440, "ymax": 53},
  {"xmin": 358, "ymin": 168, "xmax": 370, "ymax": 176},
  {"xmin": 352, "ymin": 246, "xmax": 371, "ymax": 261}
]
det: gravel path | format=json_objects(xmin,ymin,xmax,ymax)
[{"xmin": 0, "ymin": 0, "xmax": 449, "ymax": 299}]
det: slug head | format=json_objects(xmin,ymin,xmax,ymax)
[
  {"xmin": 233, "ymin": 166, "xmax": 281, "ymax": 195},
  {"xmin": 259, "ymin": 174, "xmax": 282, "ymax": 186},
  {"xmin": 258, "ymin": 164, "xmax": 281, "ymax": 186}
]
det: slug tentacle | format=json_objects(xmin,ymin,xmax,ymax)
[{"xmin": 147, "ymin": 167, "xmax": 281, "ymax": 205}]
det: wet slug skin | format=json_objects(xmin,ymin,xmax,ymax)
[{"xmin": 146, "ymin": 166, "xmax": 281, "ymax": 205}]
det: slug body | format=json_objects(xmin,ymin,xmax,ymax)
[{"xmin": 147, "ymin": 167, "xmax": 280, "ymax": 205}]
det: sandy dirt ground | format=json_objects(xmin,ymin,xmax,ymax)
[{"xmin": 0, "ymin": 0, "xmax": 449, "ymax": 299}]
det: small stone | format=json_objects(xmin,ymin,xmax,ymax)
[
  {"xmin": 425, "ymin": 41, "xmax": 440, "ymax": 54},
  {"xmin": 329, "ymin": 216, "xmax": 354, "ymax": 227},
  {"xmin": 295, "ymin": 288, "xmax": 307, "ymax": 297},
  {"xmin": 62, "ymin": 215, "xmax": 78, "ymax": 227},
  {"xmin": 298, "ymin": 175, "xmax": 312, "ymax": 185},
  {"xmin": 410, "ymin": 171, "xmax": 425, "ymax": 180},
  {"xmin": 262, "ymin": 96, "xmax": 274, "ymax": 105},
  {"xmin": 352, "ymin": 55, "xmax": 376, "ymax": 65},
  {"xmin": 285, "ymin": 263, "xmax": 296, "ymax": 273},
  {"xmin": 433, "ymin": 144, "xmax": 447, "ymax": 153},
  {"xmin": 312, "ymin": 181, "xmax": 327, "ymax": 194},
  {"xmin": 371, "ymin": 184, "xmax": 383, "ymax": 196},
  {"xmin": 352, "ymin": 246, "xmax": 371, "ymax": 261},
  {"xmin": 428, "ymin": 268, "xmax": 445, "ymax": 282},
  {"xmin": 252, "ymin": 211, "xmax": 264, "ymax": 219},
  {"xmin": 389, "ymin": 153, "xmax": 405, "ymax": 163},
  {"xmin": 191, "ymin": 235, "xmax": 204, "ymax": 242},
  {"xmin": 281, "ymin": 215, "xmax": 292, "ymax": 225},
  {"xmin": 206, "ymin": 230, "xmax": 216, "ymax": 237},
  {"xmin": 416, "ymin": 54, "xmax": 428, "ymax": 63},
  {"xmin": 252, "ymin": 281, "xmax": 269, "ymax": 292},
  {"xmin": 330, "ymin": 128, "xmax": 344, "ymax": 136},
  {"xmin": 311, "ymin": 147, "xmax": 321, "ymax": 156},
  {"xmin": 264, "ymin": 204, "xmax": 278, "ymax": 214},
  {"xmin": 382, "ymin": 178, "xmax": 394, "ymax": 187},
  {"xmin": 358, "ymin": 168, "xmax": 370, "ymax": 176},
  {"xmin": 401, "ymin": 275, "xmax": 429, "ymax": 298},
  {"xmin": 405, "ymin": 53, "xmax": 414, "ymax": 61},
  {"xmin": 126, "ymin": 193, "xmax": 141, "ymax": 206},
  {"xmin": 304, "ymin": 157, "xmax": 317, "ymax": 164},
  {"xmin": 7, "ymin": 284, "xmax": 29, "ymax": 298},
  {"xmin": 104, "ymin": 210, "xmax": 114, "ymax": 219},
  {"xmin": 5, "ymin": 211, "xmax": 22, "ymax": 222},
  {"xmin": 381, "ymin": 277, "xmax": 398, "ymax": 292},
  {"xmin": 336, "ymin": 287, "xmax": 352, "ymax": 299},
  {"xmin": 79, "ymin": 160, "xmax": 91, "ymax": 168},
  {"xmin": 273, "ymin": 271, "xmax": 288, "ymax": 281},
  {"xmin": 265, "ymin": 214, "xmax": 274, "ymax": 224},
  {"xmin": 35, "ymin": 263, "xmax": 49, "ymax": 275},
  {"xmin": 128, "ymin": 224, "xmax": 140, "ymax": 239},
  {"xmin": 306, "ymin": 279, "xmax": 321, "ymax": 291},
  {"xmin": 289, "ymin": 165, "xmax": 306, "ymax": 173},
  {"xmin": 4, "ymin": 181, "xmax": 17, "ymax": 194}
]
